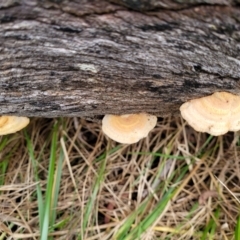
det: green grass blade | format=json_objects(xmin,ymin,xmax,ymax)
[
  {"xmin": 201, "ymin": 207, "xmax": 220, "ymax": 240},
  {"xmin": 25, "ymin": 130, "xmax": 44, "ymax": 233},
  {"xmin": 209, "ymin": 208, "xmax": 220, "ymax": 239},
  {"xmin": 114, "ymin": 164, "xmax": 189, "ymax": 240},
  {"xmin": 130, "ymin": 152, "xmax": 187, "ymax": 160},
  {"xmin": 0, "ymin": 136, "xmax": 8, "ymax": 151},
  {"xmin": 0, "ymin": 136, "xmax": 19, "ymax": 186},
  {"xmin": 196, "ymin": 135, "xmax": 214, "ymax": 157},
  {"xmin": 41, "ymin": 121, "xmax": 59, "ymax": 240},
  {"xmin": 81, "ymin": 148, "xmax": 108, "ymax": 238},
  {"xmin": 129, "ymin": 189, "xmax": 176, "ymax": 240},
  {"xmin": 235, "ymin": 216, "xmax": 240, "ymax": 240},
  {"xmin": 123, "ymin": 166, "xmax": 189, "ymax": 240},
  {"xmin": 95, "ymin": 146, "xmax": 122, "ymax": 163},
  {"xmin": 0, "ymin": 159, "xmax": 8, "ymax": 186},
  {"xmin": 50, "ymin": 148, "xmax": 64, "ymax": 227},
  {"xmin": 50, "ymin": 118, "xmax": 65, "ymax": 229},
  {"xmin": 114, "ymin": 197, "xmax": 150, "ymax": 239}
]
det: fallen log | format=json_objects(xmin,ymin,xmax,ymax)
[{"xmin": 0, "ymin": 0, "xmax": 239, "ymax": 119}]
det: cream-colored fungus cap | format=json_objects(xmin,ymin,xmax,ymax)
[
  {"xmin": 180, "ymin": 92, "xmax": 240, "ymax": 136},
  {"xmin": 0, "ymin": 116, "xmax": 30, "ymax": 135},
  {"xmin": 102, "ymin": 113, "xmax": 157, "ymax": 144}
]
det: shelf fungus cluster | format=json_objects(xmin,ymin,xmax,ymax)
[
  {"xmin": 0, "ymin": 116, "xmax": 30, "ymax": 135},
  {"xmin": 102, "ymin": 113, "xmax": 157, "ymax": 144},
  {"xmin": 180, "ymin": 92, "xmax": 240, "ymax": 136}
]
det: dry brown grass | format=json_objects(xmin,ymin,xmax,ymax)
[{"xmin": 0, "ymin": 116, "xmax": 239, "ymax": 239}]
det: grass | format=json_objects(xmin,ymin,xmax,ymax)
[
  {"xmin": 0, "ymin": 116, "xmax": 239, "ymax": 239},
  {"xmin": 235, "ymin": 216, "xmax": 240, "ymax": 240},
  {"xmin": 80, "ymin": 142, "xmax": 108, "ymax": 239},
  {"xmin": 25, "ymin": 119, "xmax": 64, "ymax": 240}
]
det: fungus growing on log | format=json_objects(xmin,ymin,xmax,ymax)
[
  {"xmin": 0, "ymin": 116, "xmax": 30, "ymax": 135},
  {"xmin": 102, "ymin": 113, "xmax": 157, "ymax": 144},
  {"xmin": 180, "ymin": 92, "xmax": 240, "ymax": 136}
]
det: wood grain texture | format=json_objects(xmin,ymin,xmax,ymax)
[
  {"xmin": 107, "ymin": 0, "xmax": 236, "ymax": 11},
  {"xmin": 0, "ymin": 0, "xmax": 240, "ymax": 118}
]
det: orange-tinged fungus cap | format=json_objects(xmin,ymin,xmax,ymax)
[
  {"xmin": 0, "ymin": 116, "xmax": 30, "ymax": 135},
  {"xmin": 102, "ymin": 113, "xmax": 157, "ymax": 144},
  {"xmin": 180, "ymin": 92, "xmax": 240, "ymax": 135}
]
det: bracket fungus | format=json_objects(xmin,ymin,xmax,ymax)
[
  {"xmin": 102, "ymin": 113, "xmax": 157, "ymax": 144},
  {"xmin": 0, "ymin": 116, "xmax": 30, "ymax": 135},
  {"xmin": 180, "ymin": 92, "xmax": 240, "ymax": 136}
]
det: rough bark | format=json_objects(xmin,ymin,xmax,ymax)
[
  {"xmin": 108, "ymin": 0, "xmax": 239, "ymax": 11},
  {"xmin": 0, "ymin": 0, "xmax": 240, "ymax": 119}
]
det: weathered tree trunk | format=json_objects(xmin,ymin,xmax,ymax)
[{"xmin": 0, "ymin": 0, "xmax": 240, "ymax": 119}]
